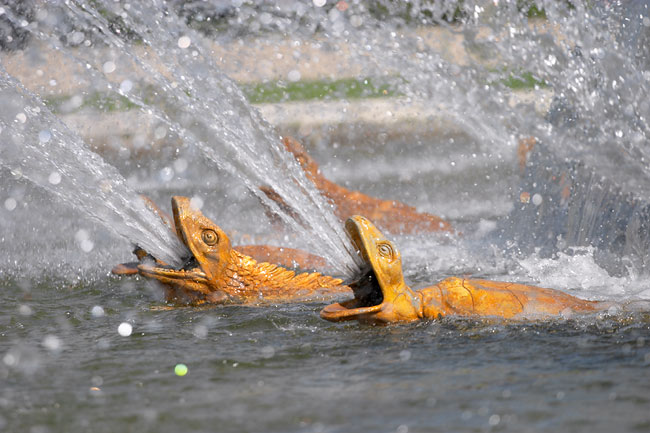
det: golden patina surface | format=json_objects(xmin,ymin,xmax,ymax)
[
  {"xmin": 114, "ymin": 196, "xmax": 349, "ymax": 305},
  {"xmin": 262, "ymin": 137, "xmax": 453, "ymax": 234},
  {"xmin": 321, "ymin": 215, "xmax": 598, "ymax": 324}
]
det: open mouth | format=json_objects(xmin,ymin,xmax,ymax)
[
  {"xmin": 137, "ymin": 255, "xmax": 207, "ymax": 282},
  {"xmin": 136, "ymin": 197, "xmax": 207, "ymax": 283},
  {"xmin": 320, "ymin": 216, "xmax": 386, "ymax": 321}
]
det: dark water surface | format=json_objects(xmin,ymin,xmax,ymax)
[{"xmin": 1, "ymin": 277, "xmax": 649, "ymax": 433}]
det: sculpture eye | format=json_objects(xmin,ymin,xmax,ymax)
[
  {"xmin": 201, "ymin": 229, "xmax": 219, "ymax": 246},
  {"xmin": 377, "ymin": 243, "xmax": 393, "ymax": 259}
]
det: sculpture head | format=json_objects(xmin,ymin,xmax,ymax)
[
  {"xmin": 320, "ymin": 215, "xmax": 422, "ymax": 324},
  {"xmin": 136, "ymin": 196, "xmax": 233, "ymax": 302}
]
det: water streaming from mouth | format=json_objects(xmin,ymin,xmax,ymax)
[
  {"xmin": 1, "ymin": 1, "xmax": 650, "ymax": 286},
  {"xmin": 0, "ymin": 1, "xmax": 365, "ymax": 278},
  {"xmin": 0, "ymin": 67, "xmax": 188, "ymax": 267}
]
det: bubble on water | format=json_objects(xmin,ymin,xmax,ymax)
[
  {"xmin": 48, "ymin": 171, "xmax": 62, "ymax": 185},
  {"xmin": 190, "ymin": 196, "xmax": 204, "ymax": 210},
  {"xmin": 91, "ymin": 305, "xmax": 105, "ymax": 317},
  {"xmin": 4, "ymin": 198, "xmax": 17, "ymax": 211},
  {"xmin": 42, "ymin": 335, "xmax": 61, "ymax": 352},
  {"xmin": 532, "ymin": 193, "xmax": 543, "ymax": 206},
  {"xmin": 174, "ymin": 363, "xmax": 188, "ymax": 376},
  {"xmin": 313, "ymin": 0, "xmax": 326, "ymax": 7},
  {"xmin": 644, "ymin": 17, "xmax": 650, "ymax": 27},
  {"xmin": 118, "ymin": 322, "xmax": 132, "ymax": 337},
  {"xmin": 556, "ymin": 391, "xmax": 565, "ymax": 400},
  {"xmin": 119, "ymin": 79, "xmax": 133, "ymax": 93},
  {"xmin": 396, "ymin": 425, "xmax": 408, "ymax": 433},
  {"xmin": 49, "ymin": 79, "xmax": 57, "ymax": 87},
  {"xmin": 399, "ymin": 350, "xmax": 411, "ymax": 361},
  {"xmin": 38, "ymin": 130, "xmax": 51, "ymax": 143},
  {"xmin": 615, "ymin": 130, "xmax": 623, "ymax": 138},
  {"xmin": 91, "ymin": 376, "xmax": 103, "ymax": 386},
  {"xmin": 173, "ymin": 158, "xmax": 188, "ymax": 173},
  {"xmin": 0, "ymin": 7, "xmax": 4, "ymax": 15},
  {"xmin": 288, "ymin": 69, "xmax": 301, "ymax": 82},
  {"xmin": 18, "ymin": 304, "xmax": 33, "ymax": 316},
  {"xmin": 177, "ymin": 36, "xmax": 191, "ymax": 49},
  {"xmin": 261, "ymin": 345, "xmax": 275, "ymax": 359},
  {"xmin": 15, "ymin": 112, "xmax": 26, "ymax": 123},
  {"xmin": 488, "ymin": 414, "xmax": 500, "ymax": 426},
  {"xmin": 102, "ymin": 61, "xmax": 116, "ymax": 74}
]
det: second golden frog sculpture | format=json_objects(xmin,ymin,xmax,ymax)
[{"xmin": 117, "ymin": 196, "xmax": 599, "ymax": 322}]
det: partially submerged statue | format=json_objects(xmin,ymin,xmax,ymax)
[
  {"xmin": 321, "ymin": 215, "xmax": 598, "ymax": 324},
  {"xmin": 113, "ymin": 196, "xmax": 348, "ymax": 304},
  {"xmin": 261, "ymin": 137, "xmax": 453, "ymax": 234}
]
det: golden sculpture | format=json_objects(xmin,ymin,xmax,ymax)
[
  {"xmin": 321, "ymin": 215, "xmax": 598, "ymax": 324},
  {"xmin": 113, "ymin": 196, "xmax": 349, "ymax": 304},
  {"xmin": 261, "ymin": 137, "xmax": 453, "ymax": 234}
]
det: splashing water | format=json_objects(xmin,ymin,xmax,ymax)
[
  {"xmin": 1, "ymin": 1, "xmax": 650, "ymax": 287},
  {"xmin": 0, "ymin": 68, "xmax": 188, "ymax": 267},
  {"xmin": 0, "ymin": 0, "xmax": 364, "ymax": 278}
]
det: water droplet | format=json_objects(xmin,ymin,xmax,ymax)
[
  {"xmin": 102, "ymin": 61, "xmax": 116, "ymax": 74},
  {"xmin": 193, "ymin": 325, "xmax": 208, "ymax": 338},
  {"xmin": 42, "ymin": 335, "xmax": 61, "ymax": 351},
  {"xmin": 259, "ymin": 12, "xmax": 272, "ymax": 25},
  {"xmin": 15, "ymin": 112, "xmax": 26, "ymax": 123},
  {"xmin": 48, "ymin": 171, "xmax": 62, "ymax": 185},
  {"xmin": 49, "ymin": 79, "xmax": 57, "ymax": 87},
  {"xmin": 177, "ymin": 36, "xmax": 191, "ymax": 49},
  {"xmin": 3, "ymin": 353, "xmax": 16, "ymax": 366},
  {"xmin": 69, "ymin": 31, "xmax": 85, "ymax": 45},
  {"xmin": 313, "ymin": 0, "xmax": 326, "ymax": 7},
  {"xmin": 118, "ymin": 322, "xmax": 132, "ymax": 337},
  {"xmin": 119, "ymin": 79, "xmax": 133, "ymax": 93},
  {"xmin": 18, "ymin": 304, "xmax": 32, "ymax": 316},
  {"xmin": 261, "ymin": 345, "xmax": 275, "ymax": 359},
  {"xmin": 159, "ymin": 166, "xmax": 174, "ymax": 182},
  {"xmin": 288, "ymin": 69, "xmax": 301, "ymax": 82},
  {"xmin": 488, "ymin": 414, "xmax": 501, "ymax": 426},
  {"xmin": 399, "ymin": 350, "xmax": 411, "ymax": 361},
  {"xmin": 532, "ymin": 193, "xmax": 543, "ymax": 206},
  {"xmin": 544, "ymin": 54, "xmax": 557, "ymax": 67},
  {"xmin": 4, "ymin": 198, "xmax": 17, "ymax": 211},
  {"xmin": 190, "ymin": 196, "xmax": 204, "ymax": 210},
  {"xmin": 644, "ymin": 17, "xmax": 650, "ymax": 27},
  {"xmin": 154, "ymin": 125, "xmax": 167, "ymax": 139},
  {"xmin": 80, "ymin": 239, "xmax": 94, "ymax": 253},
  {"xmin": 396, "ymin": 425, "xmax": 408, "ymax": 433},
  {"xmin": 38, "ymin": 130, "xmax": 51, "ymax": 143},
  {"xmin": 615, "ymin": 130, "xmax": 623, "ymax": 138},
  {"xmin": 173, "ymin": 158, "xmax": 188, "ymax": 173},
  {"xmin": 91, "ymin": 305, "xmax": 105, "ymax": 317}
]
